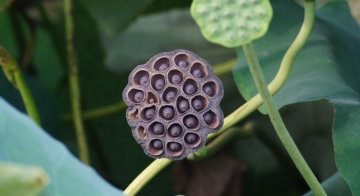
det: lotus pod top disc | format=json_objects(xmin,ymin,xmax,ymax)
[{"xmin": 191, "ymin": 0, "xmax": 273, "ymax": 48}]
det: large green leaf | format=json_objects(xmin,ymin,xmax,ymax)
[
  {"xmin": 0, "ymin": 97, "xmax": 123, "ymax": 195},
  {"xmin": 233, "ymin": 0, "xmax": 360, "ymax": 194}
]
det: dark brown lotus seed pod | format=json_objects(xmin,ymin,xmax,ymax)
[{"xmin": 123, "ymin": 49, "xmax": 224, "ymax": 160}]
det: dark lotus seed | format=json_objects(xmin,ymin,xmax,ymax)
[
  {"xmin": 178, "ymin": 60, "xmax": 188, "ymax": 68},
  {"xmin": 203, "ymin": 85, "xmax": 214, "ymax": 96},
  {"xmin": 204, "ymin": 112, "xmax": 213, "ymax": 124},
  {"xmin": 161, "ymin": 106, "xmax": 175, "ymax": 120},
  {"xmin": 144, "ymin": 108, "xmax": 155, "ymax": 120},
  {"xmin": 152, "ymin": 140, "xmax": 163, "ymax": 150},
  {"xmin": 178, "ymin": 99, "xmax": 189, "ymax": 112},
  {"xmin": 184, "ymin": 115, "xmax": 198, "ymax": 128},
  {"xmin": 133, "ymin": 91, "xmax": 144, "ymax": 103},
  {"xmin": 192, "ymin": 68, "xmax": 203, "ymax": 78},
  {"xmin": 192, "ymin": 98, "xmax": 204, "ymax": 111},
  {"xmin": 165, "ymin": 90, "xmax": 176, "ymax": 102},
  {"xmin": 154, "ymin": 78, "xmax": 165, "ymax": 91},
  {"xmin": 185, "ymin": 133, "xmax": 199, "ymax": 144},
  {"xmin": 170, "ymin": 74, "xmax": 182, "ymax": 84},
  {"xmin": 152, "ymin": 122, "xmax": 164, "ymax": 135},
  {"xmin": 168, "ymin": 142, "xmax": 182, "ymax": 152},
  {"xmin": 139, "ymin": 75, "xmax": 149, "ymax": 85},
  {"xmin": 169, "ymin": 124, "xmax": 182, "ymax": 137},
  {"xmin": 184, "ymin": 83, "xmax": 196, "ymax": 95},
  {"xmin": 158, "ymin": 63, "xmax": 169, "ymax": 71}
]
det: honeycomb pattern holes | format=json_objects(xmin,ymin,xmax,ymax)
[
  {"xmin": 149, "ymin": 122, "xmax": 165, "ymax": 136},
  {"xmin": 176, "ymin": 96, "xmax": 190, "ymax": 114},
  {"xmin": 149, "ymin": 139, "xmax": 164, "ymax": 156},
  {"xmin": 190, "ymin": 62, "xmax": 207, "ymax": 78},
  {"xmin": 151, "ymin": 74, "xmax": 166, "ymax": 91},
  {"xmin": 162, "ymin": 87, "xmax": 178, "ymax": 103},
  {"xmin": 174, "ymin": 53, "xmax": 190, "ymax": 69},
  {"xmin": 168, "ymin": 123, "xmax": 183, "ymax": 138},
  {"xmin": 191, "ymin": 95, "xmax": 208, "ymax": 112},
  {"xmin": 203, "ymin": 110, "xmax": 220, "ymax": 129},
  {"xmin": 159, "ymin": 105, "xmax": 176, "ymax": 120},
  {"xmin": 154, "ymin": 57, "xmax": 170, "ymax": 71},
  {"xmin": 146, "ymin": 92, "xmax": 158, "ymax": 104},
  {"xmin": 140, "ymin": 106, "xmax": 157, "ymax": 121},
  {"xmin": 184, "ymin": 132, "xmax": 201, "ymax": 148},
  {"xmin": 127, "ymin": 89, "xmax": 145, "ymax": 104},
  {"xmin": 133, "ymin": 70, "xmax": 150, "ymax": 86},
  {"xmin": 203, "ymin": 81, "xmax": 218, "ymax": 97},
  {"xmin": 167, "ymin": 142, "xmax": 184, "ymax": 157},
  {"xmin": 168, "ymin": 69, "xmax": 184, "ymax": 85},
  {"xmin": 183, "ymin": 114, "xmax": 199, "ymax": 130},
  {"xmin": 183, "ymin": 79, "xmax": 199, "ymax": 95},
  {"xmin": 136, "ymin": 126, "xmax": 147, "ymax": 140}
]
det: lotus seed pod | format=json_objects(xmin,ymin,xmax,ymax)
[
  {"xmin": 190, "ymin": 0, "xmax": 273, "ymax": 47},
  {"xmin": 123, "ymin": 49, "xmax": 224, "ymax": 160}
]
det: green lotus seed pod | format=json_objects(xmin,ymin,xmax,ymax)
[{"xmin": 191, "ymin": 0, "xmax": 273, "ymax": 48}]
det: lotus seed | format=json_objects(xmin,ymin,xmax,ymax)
[
  {"xmin": 192, "ymin": 68, "xmax": 204, "ymax": 78},
  {"xmin": 144, "ymin": 107, "xmax": 155, "ymax": 120},
  {"xmin": 184, "ymin": 115, "xmax": 198, "ymax": 128},
  {"xmin": 169, "ymin": 124, "xmax": 182, "ymax": 137},
  {"xmin": 178, "ymin": 99, "xmax": 189, "ymax": 112},
  {"xmin": 161, "ymin": 106, "xmax": 175, "ymax": 120},
  {"xmin": 178, "ymin": 60, "xmax": 189, "ymax": 68},
  {"xmin": 139, "ymin": 75, "xmax": 149, "ymax": 85},
  {"xmin": 168, "ymin": 142, "xmax": 182, "ymax": 152},
  {"xmin": 171, "ymin": 74, "xmax": 182, "ymax": 84},
  {"xmin": 165, "ymin": 90, "xmax": 176, "ymax": 102},
  {"xmin": 204, "ymin": 112, "xmax": 213, "ymax": 124},
  {"xmin": 134, "ymin": 91, "xmax": 144, "ymax": 103},
  {"xmin": 152, "ymin": 140, "xmax": 163, "ymax": 150},
  {"xmin": 154, "ymin": 78, "xmax": 165, "ymax": 91},
  {"xmin": 203, "ymin": 84, "xmax": 214, "ymax": 96},
  {"xmin": 192, "ymin": 98, "xmax": 204, "ymax": 111},
  {"xmin": 152, "ymin": 122, "xmax": 165, "ymax": 135},
  {"xmin": 158, "ymin": 63, "xmax": 169, "ymax": 71},
  {"xmin": 184, "ymin": 82, "xmax": 197, "ymax": 95},
  {"xmin": 185, "ymin": 133, "xmax": 199, "ymax": 144}
]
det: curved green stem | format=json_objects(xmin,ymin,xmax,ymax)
[
  {"xmin": 243, "ymin": 42, "xmax": 326, "ymax": 195},
  {"xmin": 208, "ymin": 0, "xmax": 315, "ymax": 139},
  {"xmin": 124, "ymin": 1, "xmax": 315, "ymax": 194},
  {"xmin": 124, "ymin": 159, "xmax": 172, "ymax": 196},
  {"xmin": 0, "ymin": 48, "xmax": 41, "ymax": 125},
  {"xmin": 64, "ymin": 0, "xmax": 89, "ymax": 164}
]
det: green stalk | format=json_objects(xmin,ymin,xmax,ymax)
[
  {"xmin": 0, "ymin": 48, "xmax": 41, "ymax": 125},
  {"xmin": 64, "ymin": 0, "xmax": 89, "ymax": 164},
  {"xmin": 242, "ymin": 42, "xmax": 326, "ymax": 196}
]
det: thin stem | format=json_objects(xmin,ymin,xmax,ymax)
[
  {"xmin": 64, "ymin": 0, "xmax": 89, "ymax": 164},
  {"xmin": 124, "ymin": 159, "xmax": 172, "ymax": 196},
  {"xmin": 242, "ymin": 42, "xmax": 325, "ymax": 195},
  {"xmin": 208, "ymin": 0, "xmax": 316, "ymax": 139},
  {"xmin": 213, "ymin": 58, "xmax": 236, "ymax": 76},
  {"xmin": 0, "ymin": 48, "xmax": 41, "ymax": 124}
]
